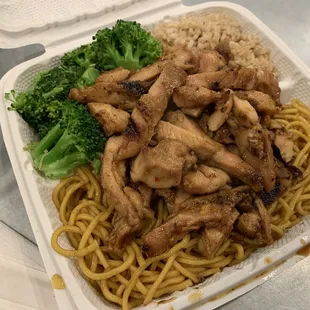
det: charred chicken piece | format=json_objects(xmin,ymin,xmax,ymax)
[
  {"xmin": 227, "ymin": 116, "xmax": 276, "ymax": 192},
  {"xmin": 173, "ymin": 85, "xmax": 220, "ymax": 109},
  {"xmin": 198, "ymin": 209, "xmax": 239, "ymax": 259},
  {"xmin": 131, "ymin": 139, "xmax": 196, "ymax": 189},
  {"xmin": 156, "ymin": 120, "xmax": 263, "ymax": 191},
  {"xmin": 87, "ymin": 102, "xmax": 130, "ymax": 136},
  {"xmin": 182, "ymin": 164, "xmax": 231, "ymax": 195},
  {"xmin": 274, "ymin": 128, "xmax": 294, "ymax": 163},
  {"xmin": 235, "ymin": 90, "xmax": 280, "ymax": 115},
  {"xmin": 215, "ymin": 40, "xmax": 233, "ymax": 63},
  {"xmin": 182, "ymin": 107, "xmax": 205, "ymax": 117},
  {"xmin": 208, "ymin": 91, "xmax": 233, "ymax": 131},
  {"xmin": 256, "ymin": 68, "xmax": 281, "ymax": 104},
  {"xmin": 96, "ymin": 67, "xmax": 130, "ymax": 84},
  {"xmin": 186, "ymin": 67, "xmax": 258, "ymax": 91},
  {"xmin": 198, "ymin": 51, "xmax": 226, "ymax": 73},
  {"xmin": 117, "ymin": 61, "xmax": 187, "ymax": 161},
  {"xmin": 143, "ymin": 187, "xmax": 248, "ymax": 257}
]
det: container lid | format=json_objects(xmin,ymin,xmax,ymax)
[{"xmin": 0, "ymin": 0, "xmax": 168, "ymax": 48}]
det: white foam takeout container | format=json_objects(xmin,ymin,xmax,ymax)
[{"xmin": 1, "ymin": 1, "xmax": 310, "ymax": 310}]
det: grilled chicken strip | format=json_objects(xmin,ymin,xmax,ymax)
[
  {"xmin": 198, "ymin": 209, "xmax": 239, "ymax": 259},
  {"xmin": 109, "ymin": 185, "xmax": 154, "ymax": 249},
  {"xmin": 234, "ymin": 199, "xmax": 273, "ymax": 245},
  {"xmin": 235, "ymin": 90, "xmax": 280, "ymax": 115},
  {"xmin": 274, "ymin": 128, "xmax": 294, "ymax": 162},
  {"xmin": 182, "ymin": 164, "xmax": 231, "ymax": 195},
  {"xmin": 198, "ymin": 51, "xmax": 226, "ymax": 73},
  {"xmin": 165, "ymin": 110, "xmax": 207, "ymax": 139},
  {"xmin": 256, "ymin": 69, "xmax": 281, "ymax": 104},
  {"xmin": 96, "ymin": 67, "xmax": 130, "ymax": 84},
  {"xmin": 186, "ymin": 67, "xmax": 258, "ymax": 90},
  {"xmin": 119, "ymin": 80, "xmax": 152, "ymax": 97},
  {"xmin": 156, "ymin": 120, "xmax": 263, "ymax": 191},
  {"xmin": 227, "ymin": 116, "xmax": 276, "ymax": 192},
  {"xmin": 182, "ymin": 107, "xmax": 205, "ymax": 117},
  {"xmin": 102, "ymin": 137, "xmax": 154, "ymax": 248},
  {"xmin": 127, "ymin": 49, "xmax": 199, "ymax": 82},
  {"xmin": 117, "ymin": 61, "xmax": 187, "ymax": 160},
  {"xmin": 156, "ymin": 188, "xmax": 192, "ymax": 214},
  {"xmin": 236, "ymin": 212, "xmax": 261, "ymax": 238},
  {"xmin": 101, "ymin": 137, "xmax": 139, "ymax": 225},
  {"xmin": 143, "ymin": 201, "xmax": 232, "ymax": 257},
  {"xmin": 259, "ymin": 157, "xmax": 302, "ymax": 205},
  {"xmin": 69, "ymin": 83, "xmax": 138, "ymax": 110},
  {"xmin": 101, "ymin": 63, "xmax": 186, "ymax": 250},
  {"xmin": 232, "ymin": 94, "xmax": 259, "ymax": 128},
  {"xmin": 128, "ymin": 60, "xmax": 168, "ymax": 82},
  {"xmin": 157, "ymin": 121, "xmax": 220, "ymax": 159},
  {"xmin": 212, "ymin": 124, "xmax": 235, "ymax": 145},
  {"xmin": 208, "ymin": 91, "xmax": 233, "ymax": 131},
  {"xmin": 87, "ymin": 102, "xmax": 130, "ymax": 136},
  {"xmin": 131, "ymin": 139, "xmax": 196, "ymax": 188},
  {"xmin": 143, "ymin": 187, "xmax": 248, "ymax": 257},
  {"xmin": 173, "ymin": 85, "xmax": 220, "ymax": 109},
  {"xmin": 215, "ymin": 40, "xmax": 233, "ymax": 63},
  {"xmin": 185, "ymin": 66, "xmax": 281, "ymax": 103},
  {"xmin": 164, "ymin": 49, "xmax": 200, "ymax": 74}
]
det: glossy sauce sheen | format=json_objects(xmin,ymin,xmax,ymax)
[
  {"xmin": 188, "ymin": 290, "xmax": 203, "ymax": 303},
  {"xmin": 51, "ymin": 274, "xmax": 65, "ymax": 290},
  {"xmin": 297, "ymin": 244, "xmax": 310, "ymax": 256},
  {"xmin": 208, "ymin": 260, "xmax": 286, "ymax": 303},
  {"xmin": 264, "ymin": 256, "xmax": 272, "ymax": 264}
]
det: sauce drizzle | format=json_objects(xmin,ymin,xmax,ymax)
[
  {"xmin": 51, "ymin": 274, "xmax": 65, "ymax": 290},
  {"xmin": 297, "ymin": 244, "xmax": 310, "ymax": 256},
  {"xmin": 188, "ymin": 290, "xmax": 203, "ymax": 303}
]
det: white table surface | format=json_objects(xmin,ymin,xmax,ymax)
[{"xmin": 0, "ymin": 0, "xmax": 310, "ymax": 309}]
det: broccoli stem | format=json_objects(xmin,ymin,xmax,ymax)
[
  {"xmin": 75, "ymin": 66, "xmax": 100, "ymax": 88},
  {"xmin": 43, "ymin": 86, "xmax": 65, "ymax": 99},
  {"xmin": 38, "ymin": 129, "xmax": 77, "ymax": 166},
  {"xmin": 42, "ymin": 151, "xmax": 88, "ymax": 179},
  {"xmin": 30, "ymin": 123, "xmax": 65, "ymax": 159},
  {"xmin": 116, "ymin": 43, "xmax": 141, "ymax": 69}
]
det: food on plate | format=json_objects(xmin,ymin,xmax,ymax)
[
  {"xmin": 152, "ymin": 13, "xmax": 273, "ymax": 70},
  {"xmin": 27, "ymin": 100, "xmax": 105, "ymax": 179},
  {"xmin": 6, "ymin": 20, "xmax": 163, "ymax": 178},
  {"xmin": 51, "ymin": 98, "xmax": 310, "ymax": 309},
  {"xmin": 6, "ymin": 12, "xmax": 310, "ymax": 310}
]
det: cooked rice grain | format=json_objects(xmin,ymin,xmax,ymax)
[{"xmin": 152, "ymin": 13, "xmax": 274, "ymax": 71}]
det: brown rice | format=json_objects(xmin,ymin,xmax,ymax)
[{"xmin": 152, "ymin": 13, "xmax": 274, "ymax": 71}]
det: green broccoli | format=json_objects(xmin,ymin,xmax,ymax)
[
  {"xmin": 6, "ymin": 90, "xmax": 63, "ymax": 138},
  {"xmin": 28, "ymin": 100, "xmax": 105, "ymax": 179},
  {"xmin": 6, "ymin": 20, "xmax": 161, "ymax": 179},
  {"xmin": 6, "ymin": 64, "xmax": 99, "ymax": 138},
  {"xmin": 61, "ymin": 44, "xmax": 97, "ymax": 68},
  {"xmin": 94, "ymin": 20, "xmax": 162, "ymax": 70},
  {"xmin": 32, "ymin": 64, "xmax": 99, "ymax": 100},
  {"xmin": 75, "ymin": 65, "xmax": 100, "ymax": 89}
]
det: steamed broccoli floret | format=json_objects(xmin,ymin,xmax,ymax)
[
  {"xmin": 75, "ymin": 65, "xmax": 100, "ymax": 88},
  {"xmin": 61, "ymin": 44, "xmax": 97, "ymax": 68},
  {"xmin": 5, "ymin": 20, "xmax": 160, "ymax": 179},
  {"xmin": 6, "ymin": 90, "xmax": 63, "ymax": 138},
  {"xmin": 94, "ymin": 20, "xmax": 162, "ymax": 70},
  {"xmin": 28, "ymin": 101, "xmax": 105, "ymax": 179},
  {"xmin": 32, "ymin": 65, "xmax": 95, "ymax": 100},
  {"xmin": 6, "ymin": 64, "xmax": 99, "ymax": 138}
]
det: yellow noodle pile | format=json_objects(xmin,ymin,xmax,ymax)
[
  {"xmin": 51, "ymin": 99, "xmax": 310, "ymax": 309},
  {"xmin": 269, "ymin": 99, "xmax": 310, "ymax": 236}
]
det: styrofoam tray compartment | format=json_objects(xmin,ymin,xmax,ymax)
[{"xmin": 1, "ymin": 1, "xmax": 310, "ymax": 310}]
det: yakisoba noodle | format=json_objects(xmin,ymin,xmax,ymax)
[{"xmin": 51, "ymin": 99, "xmax": 310, "ymax": 309}]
